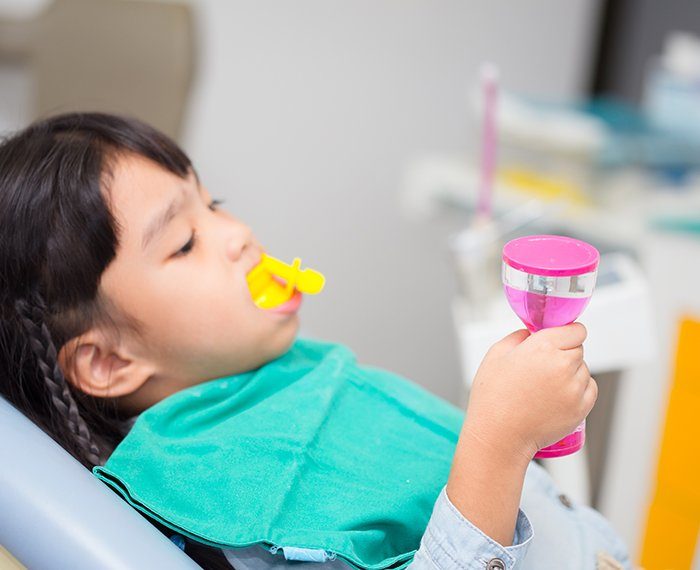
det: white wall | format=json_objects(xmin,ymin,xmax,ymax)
[{"xmin": 182, "ymin": 0, "xmax": 603, "ymax": 401}]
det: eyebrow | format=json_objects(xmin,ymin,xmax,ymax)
[{"xmin": 141, "ymin": 182, "xmax": 203, "ymax": 251}]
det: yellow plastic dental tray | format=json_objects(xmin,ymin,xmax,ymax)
[{"xmin": 247, "ymin": 253, "xmax": 325, "ymax": 309}]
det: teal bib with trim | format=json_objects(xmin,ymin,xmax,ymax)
[{"xmin": 93, "ymin": 338, "xmax": 463, "ymax": 570}]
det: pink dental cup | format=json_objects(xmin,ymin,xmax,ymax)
[{"xmin": 502, "ymin": 234, "xmax": 599, "ymax": 458}]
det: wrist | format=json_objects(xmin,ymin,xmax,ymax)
[
  {"xmin": 460, "ymin": 418, "xmax": 536, "ymax": 468},
  {"xmin": 446, "ymin": 421, "xmax": 531, "ymax": 546}
]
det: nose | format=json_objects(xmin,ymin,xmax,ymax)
[{"xmin": 225, "ymin": 221, "xmax": 254, "ymax": 263}]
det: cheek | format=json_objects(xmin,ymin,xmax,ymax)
[
  {"xmin": 107, "ymin": 259, "xmax": 272, "ymax": 356},
  {"xmin": 170, "ymin": 277, "xmax": 266, "ymax": 341}
]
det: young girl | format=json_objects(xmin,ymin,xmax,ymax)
[{"xmin": 0, "ymin": 113, "xmax": 631, "ymax": 570}]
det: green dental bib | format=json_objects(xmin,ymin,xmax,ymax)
[{"xmin": 93, "ymin": 339, "xmax": 463, "ymax": 570}]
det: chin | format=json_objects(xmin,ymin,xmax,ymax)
[{"xmin": 271, "ymin": 317, "xmax": 299, "ymax": 355}]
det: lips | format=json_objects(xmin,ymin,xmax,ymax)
[{"xmin": 268, "ymin": 290, "xmax": 303, "ymax": 314}]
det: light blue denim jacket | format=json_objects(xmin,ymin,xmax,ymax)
[{"xmin": 220, "ymin": 461, "xmax": 631, "ymax": 570}]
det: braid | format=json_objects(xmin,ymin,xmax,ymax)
[{"xmin": 15, "ymin": 292, "xmax": 104, "ymax": 466}]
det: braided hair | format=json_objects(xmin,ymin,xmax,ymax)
[
  {"xmin": 14, "ymin": 292, "xmax": 104, "ymax": 464},
  {"xmin": 0, "ymin": 113, "xmax": 233, "ymax": 569}
]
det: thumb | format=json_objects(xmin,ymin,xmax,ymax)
[{"xmin": 489, "ymin": 328, "xmax": 530, "ymax": 357}]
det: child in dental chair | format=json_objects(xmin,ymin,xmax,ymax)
[{"xmin": 0, "ymin": 113, "xmax": 631, "ymax": 570}]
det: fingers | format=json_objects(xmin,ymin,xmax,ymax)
[
  {"xmin": 573, "ymin": 359, "xmax": 597, "ymax": 414},
  {"xmin": 581, "ymin": 376, "xmax": 598, "ymax": 416},
  {"xmin": 536, "ymin": 322, "xmax": 587, "ymax": 350},
  {"xmin": 574, "ymin": 360, "xmax": 591, "ymax": 385},
  {"xmin": 489, "ymin": 329, "xmax": 531, "ymax": 356},
  {"xmin": 571, "ymin": 344, "xmax": 584, "ymax": 358},
  {"xmin": 564, "ymin": 345, "xmax": 584, "ymax": 366}
]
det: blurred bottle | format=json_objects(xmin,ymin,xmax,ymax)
[{"xmin": 644, "ymin": 31, "xmax": 700, "ymax": 141}]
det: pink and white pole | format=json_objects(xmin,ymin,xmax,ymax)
[{"xmin": 476, "ymin": 63, "xmax": 499, "ymax": 221}]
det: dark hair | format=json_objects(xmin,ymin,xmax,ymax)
[{"xmin": 0, "ymin": 112, "xmax": 232, "ymax": 569}]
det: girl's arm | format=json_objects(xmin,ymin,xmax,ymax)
[
  {"xmin": 448, "ymin": 324, "xmax": 594, "ymax": 544},
  {"xmin": 445, "ymin": 427, "xmax": 530, "ymax": 547},
  {"xmin": 409, "ymin": 324, "xmax": 596, "ymax": 569}
]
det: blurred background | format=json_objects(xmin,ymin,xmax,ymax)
[{"xmin": 1, "ymin": 0, "xmax": 700, "ymax": 567}]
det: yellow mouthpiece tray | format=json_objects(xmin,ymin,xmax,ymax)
[{"xmin": 246, "ymin": 253, "xmax": 325, "ymax": 309}]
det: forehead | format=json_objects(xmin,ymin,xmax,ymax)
[{"xmin": 106, "ymin": 153, "xmax": 192, "ymax": 242}]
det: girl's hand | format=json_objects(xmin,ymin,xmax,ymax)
[
  {"xmin": 462, "ymin": 323, "xmax": 597, "ymax": 463},
  {"xmin": 443, "ymin": 323, "xmax": 596, "ymax": 546}
]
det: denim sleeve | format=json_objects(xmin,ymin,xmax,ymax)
[{"xmin": 408, "ymin": 487, "xmax": 533, "ymax": 570}]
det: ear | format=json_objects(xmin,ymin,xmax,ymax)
[{"xmin": 58, "ymin": 328, "xmax": 155, "ymax": 399}]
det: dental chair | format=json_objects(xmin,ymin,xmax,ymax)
[{"xmin": 0, "ymin": 396, "xmax": 200, "ymax": 569}]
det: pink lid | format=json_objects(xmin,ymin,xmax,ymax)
[{"xmin": 502, "ymin": 235, "xmax": 599, "ymax": 277}]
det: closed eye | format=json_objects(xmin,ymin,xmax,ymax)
[
  {"xmin": 172, "ymin": 199, "xmax": 224, "ymax": 258},
  {"xmin": 174, "ymin": 231, "xmax": 197, "ymax": 257},
  {"xmin": 208, "ymin": 198, "xmax": 224, "ymax": 211}
]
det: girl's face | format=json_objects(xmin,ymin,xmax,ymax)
[{"xmin": 82, "ymin": 153, "xmax": 300, "ymax": 412}]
